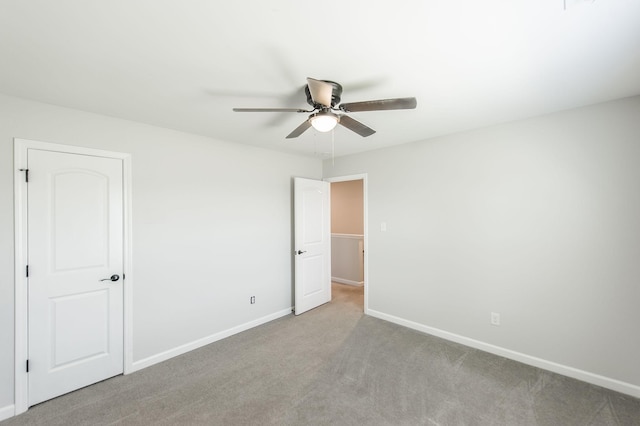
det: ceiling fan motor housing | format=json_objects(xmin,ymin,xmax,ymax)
[{"xmin": 305, "ymin": 80, "xmax": 343, "ymax": 108}]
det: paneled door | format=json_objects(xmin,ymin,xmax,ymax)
[
  {"xmin": 27, "ymin": 149, "xmax": 124, "ymax": 406},
  {"xmin": 294, "ymin": 177, "xmax": 331, "ymax": 315}
]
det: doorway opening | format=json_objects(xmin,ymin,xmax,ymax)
[{"xmin": 325, "ymin": 174, "xmax": 368, "ymax": 313}]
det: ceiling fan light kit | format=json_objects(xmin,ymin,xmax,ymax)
[
  {"xmin": 233, "ymin": 77, "xmax": 417, "ymax": 139},
  {"xmin": 310, "ymin": 111, "xmax": 339, "ymax": 132}
]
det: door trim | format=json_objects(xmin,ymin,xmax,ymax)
[
  {"xmin": 324, "ymin": 174, "xmax": 369, "ymax": 314},
  {"xmin": 13, "ymin": 138, "xmax": 133, "ymax": 415}
]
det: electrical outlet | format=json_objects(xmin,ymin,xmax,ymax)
[
  {"xmin": 491, "ymin": 312, "xmax": 500, "ymax": 326},
  {"xmin": 250, "ymin": 296, "xmax": 255, "ymax": 304},
  {"xmin": 380, "ymin": 222, "xmax": 387, "ymax": 232}
]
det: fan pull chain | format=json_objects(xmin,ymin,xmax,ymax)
[
  {"xmin": 331, "ymin": 129, "xmax": 335, "ymax": 166},
  {"xmin": 313, "ymin": 130, "xmax": 318, "ymax": 156}
]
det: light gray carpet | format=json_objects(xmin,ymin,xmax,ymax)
[{"xmin": 4, "ymin": 283, "xmax": 640, "ymax": 425}]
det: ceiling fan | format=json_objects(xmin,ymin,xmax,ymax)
[{"xmin": 233, "ymin": 77, "xmax": 417, "ymax": 139}]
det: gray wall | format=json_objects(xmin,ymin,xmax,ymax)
[
  {"xmin": 324, "ymin": 96, "xmax": 640, "ymax": 390},
  {"xmin": 0, "ymin": 94, "xmax": 322, "ymax": 410}
]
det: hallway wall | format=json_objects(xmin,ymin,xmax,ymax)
[{"xmin": 331, "ymin": 180, "xmax": 363, "ymax": 234}]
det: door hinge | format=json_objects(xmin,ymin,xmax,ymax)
[
  {"xmin": 26, "ymin": 360, "xmax": 29, "ymax": 373},
  {"xmin": 26, "ymin": 265, "xmax": 29, "ymax": 277},
  {"xmin": 19, "ymin": 168, "xmax": 29, "ymax": 183}
]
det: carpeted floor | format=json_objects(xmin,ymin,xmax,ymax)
[{"xmin": 3, "ymin": 283, "xmax": 640, "ymax": 425}]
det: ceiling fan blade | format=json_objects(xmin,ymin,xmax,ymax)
[
  {"xmin": 340, "ymin": 97, "xmax": 417, "ymax": 113},
  {"xmin": 338, "ymin": 115, "xmax": 376, "ymax": 137},
  {"xmin": 306, "ymin": 77, "xmax": 334, "ymax": 107},
  {"xmin": 233, "ymin": 107, "xmax": 310, "ymax": 112},
  {"xmin": 286, "ymin": 120, "xmax": 312, "ymax": 139}
]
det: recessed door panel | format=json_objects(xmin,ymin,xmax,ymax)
[
  {"xmin": 53, "ymin": 171, "xmax": 109, "ymax": 271},
  {"xmin": 302, "ymin": 189, "xmax": 324, "ymax": 245},
  {"xmin": 51, "ymin": 289, "xmax": 109, "ymax": 369},
  {"xmin": 301, "ymin": 254, "xmax": 323, "ymax": 297}
]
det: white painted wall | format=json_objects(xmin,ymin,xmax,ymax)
[
  {"xmin": 0, "ymin": 94, "xmax": 322, "ymax": 412},
  {"xmin": 323, "ymin": 96, "xmax": 640, "ymax": 394}
]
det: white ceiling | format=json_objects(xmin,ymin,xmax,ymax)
[{"xmin": 1, "ymin": 0, "xmax": 639, "ymax": 158}]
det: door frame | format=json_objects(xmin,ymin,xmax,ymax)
[
  {"xmin": 13, "ymin": 138, "xmax": 134, "ymax": 415},
  {"xmin": 324, "ymin": 174, "xmax": 369, "ymax": 314}
]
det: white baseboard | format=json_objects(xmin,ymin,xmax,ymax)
[
  {"xmin": 0, "ymin": 404, "xmax": 15, "ymax": 421},
  {"xmin": 132, "ymin": 308, "xmax": 292, "ymax": 372},
  {"xmin": 332, "ymin": 277, "xmax": 364, "ymax": 287},
  {"xmin": 367, "ymin": 309, "xmax": 640, "ymax": 399}
]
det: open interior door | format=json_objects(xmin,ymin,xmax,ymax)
[{"xmin": 294, "ymin": 177, "xmax": 331, "ymax": 315}]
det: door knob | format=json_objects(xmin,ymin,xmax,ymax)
[
  {"xmin": 100, "ymin": 274, "xmax": 120, "ymax": 282},
  {"xmin": 296, "ymin": 250, "xmax": 306, "ymax": 255}
]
